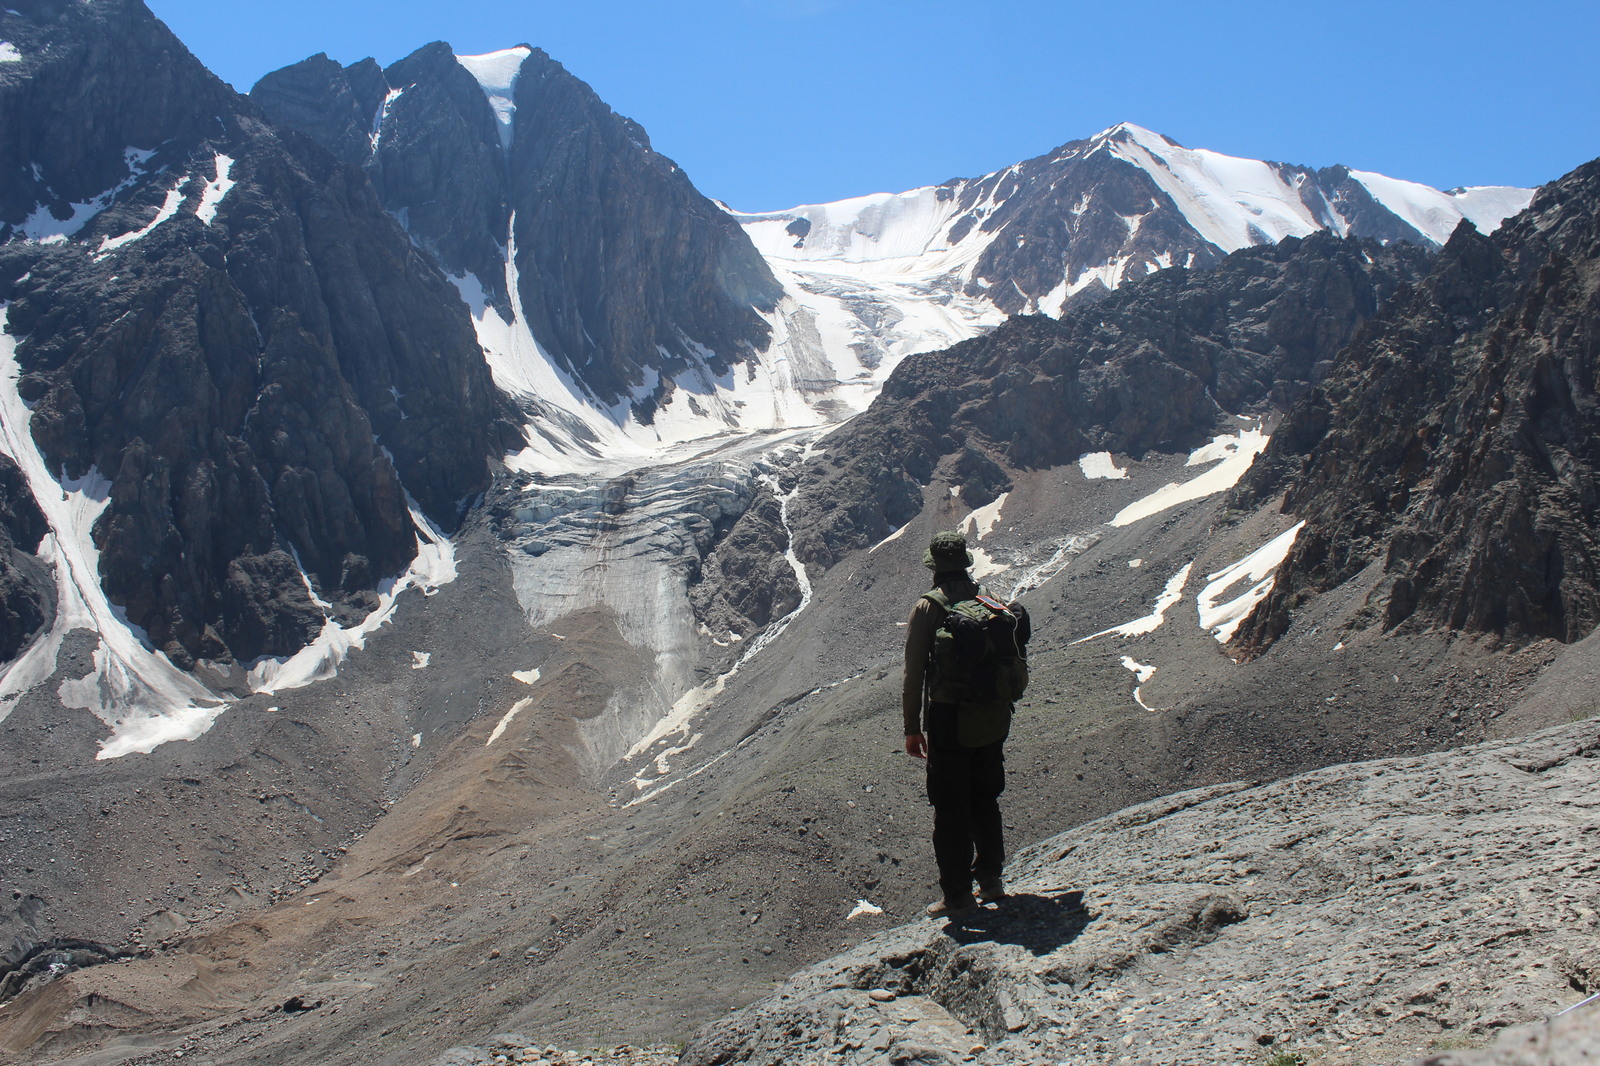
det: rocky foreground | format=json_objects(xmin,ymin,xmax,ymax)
[
  {"xmin": 431, "ymin": 1041, "xmax": 682, "ymax": 1066},
  {"xmin": 668, "ymin": 718, "xmax": 1600, "ymax": 1066}
]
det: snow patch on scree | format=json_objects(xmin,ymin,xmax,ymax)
[
  {"xmin": 487, "ymin": 697, "xmax": 532, "ymax": 746},
  {"xmin": 1112, "ymin": 427, "xmax": 1268, "ymax": 527},
  {"xmin": 1197, "ymin": 522, "xmax": 1306, "ymax": 643},
  {"xmin": 1120, "ymin": 655, "xmax": 1158, "ymax": 712},
  {"xmin": 960, "ymin": 493, "xmax": 1009, "ymax": 582},
  {"xmin": 1075, "ymin": 562, "xmax": 1193, "ymax": 643},
  {"xmin": 1078, "ymin": 451, "xmax": 1128, "ymax": 480}
]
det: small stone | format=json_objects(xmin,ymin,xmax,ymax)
[{"xmin": 868, "ymin": 988, "xmax": 895, "ymax": 1002}]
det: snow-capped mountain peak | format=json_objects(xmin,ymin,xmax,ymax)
[{"xmin": 734, "ymin": 122, "xmax": 1534, "ymax": 325}]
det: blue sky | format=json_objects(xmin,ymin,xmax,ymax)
[{"xmin": 146, "ymin": 0, "xmax": 1599, "ymax": 214}]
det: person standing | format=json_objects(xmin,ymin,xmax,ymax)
[{"xmin": 903, "ymin": 530, "xmax": 1019, "ymax": 919}]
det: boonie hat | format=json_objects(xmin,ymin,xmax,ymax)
[{"xmin": 923, "ymin": 530, "xmax": 973, "ymax": 571}]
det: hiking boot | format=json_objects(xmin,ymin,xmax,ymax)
[
  {"xmin": 925, "ymin": 894, "xmax": 979, "ymax": 920},
  {"xmin": 977, "ymin": 878, "xmax": 1007, "ymax": 902}
]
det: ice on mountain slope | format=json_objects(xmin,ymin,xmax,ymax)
[
  {"xmin": 456, "ymin": 46, "xmax": 530, "ymax": 150},
  {"xmin": 461, "ymin": 214, "xmax": 994, "ymax": 480},
  {"xmin": 0, "ymin": 42, "xmax": 22, "ymax": 63},
  {"xmin": 496, "ymin": 428, "xmax": 817, "ymax": 776},
  {"xmin": 618, "ymin": 441, "xmax": 821, "ymax": 796},
  {"xmin": 737, "ymin": 185, "xmax": 971, "ymax": 265},
  {"xmin": 1345, "ymin": 168, "xmax": 1531, "ymax": 244},
  {"xmin": 1102, "ymin": 123, "xmax": 1346, "ymax": 251}
]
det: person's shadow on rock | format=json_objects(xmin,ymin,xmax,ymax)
[{"xmin": 941, "ymin": 890, "xmax": 1090, "ymax": 956}]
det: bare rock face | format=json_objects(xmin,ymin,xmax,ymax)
[
  {"xmin": 253, "ymin": 43, "xmax": 784, "ymax": 415},
  {"xmin": 758, "ymin": 232, "xmax": 1428, "ymax": 576},
  {"xmin": 0, "ymin": 0, "xmax": 513, "ymax": 667},
  {"xmin": 682, "ymin": 719, "xmax": 1600, "ymax": 1066},
  {"xmin": 1234, "ymin": 157, "xmax": 1600, "ymax": 654},
  {"xmin": 0, "ymin": 454, "xmax": 48, "ymax": 661},
  {"xmin": 0, "ymin": 0, "xmax": 240, "ymax": 231}
]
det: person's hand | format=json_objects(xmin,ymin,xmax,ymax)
[{"xmin": 904, "ymin": 733, "xmax": 928, "ymax": 759}]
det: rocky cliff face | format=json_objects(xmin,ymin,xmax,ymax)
[
  {"xmin": 0, "ymin": 0, "xmax": 512, "ymax": 670},
  {"xmin": 252, "ymin": 44, "xmax": 784, "ymax": 415},
  {"xmin": 0, "ymin": 454, "xmax": 47, "ymax": 662},
  {"xmin": 682, "ymin": 719, "xmax": 1600, "ymax": 1066},
  {"xmin": 1234, "ymin": 157, "xmax": 1600, "ymax": 654}
]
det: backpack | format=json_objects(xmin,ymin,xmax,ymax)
[{"xmin": 922, "ymin": 589, "xmax": 1031, "ymax": 746}]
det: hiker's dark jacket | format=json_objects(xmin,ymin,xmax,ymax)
[{"xmin": 902, "ymin": 572, "xmax": 980, "ymax": 735}]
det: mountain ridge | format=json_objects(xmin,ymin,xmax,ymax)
[{"xmin": 736, "ymin": 121, "xmax": 1532, "ymax": 319}]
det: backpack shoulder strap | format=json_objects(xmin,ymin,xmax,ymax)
[{"xmin": 921, "ymin": 589, "xmax": 952, "ymax": 611}]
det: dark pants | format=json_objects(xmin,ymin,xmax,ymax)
[{"xmin": 925, "ymin": 702, "xmax": 1006, "ymax": 903}]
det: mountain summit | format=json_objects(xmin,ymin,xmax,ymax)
[
  {"xmin": 738, "ymin": 121, "xmax": 1532, "ymax": 318},
  {"xmin": 252, "ymin": 44, "xmax": 785, "ymax": 416}
]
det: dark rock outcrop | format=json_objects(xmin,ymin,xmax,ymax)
[
  {"xmin": 253, "ymin": 44, "xmax": 784, "ymax": 414},
  {"xmin": 1233, "ymin": 157, "xmax": 1600, "ymax": 654},
  {"xmin": 0, "ymin": 0, "xmax": 240, "ymax": 232},
  {"xmin": 0, "ymin": 454, "xmax": 48, "ymax": 661},
  {"xmin": 0, "ymin": 0, "xmax": 514, "ymax": 668}
]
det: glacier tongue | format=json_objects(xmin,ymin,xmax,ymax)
[{"xmin": 498, "ymin": 428, "xmax": 820, "ymax": 776}]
